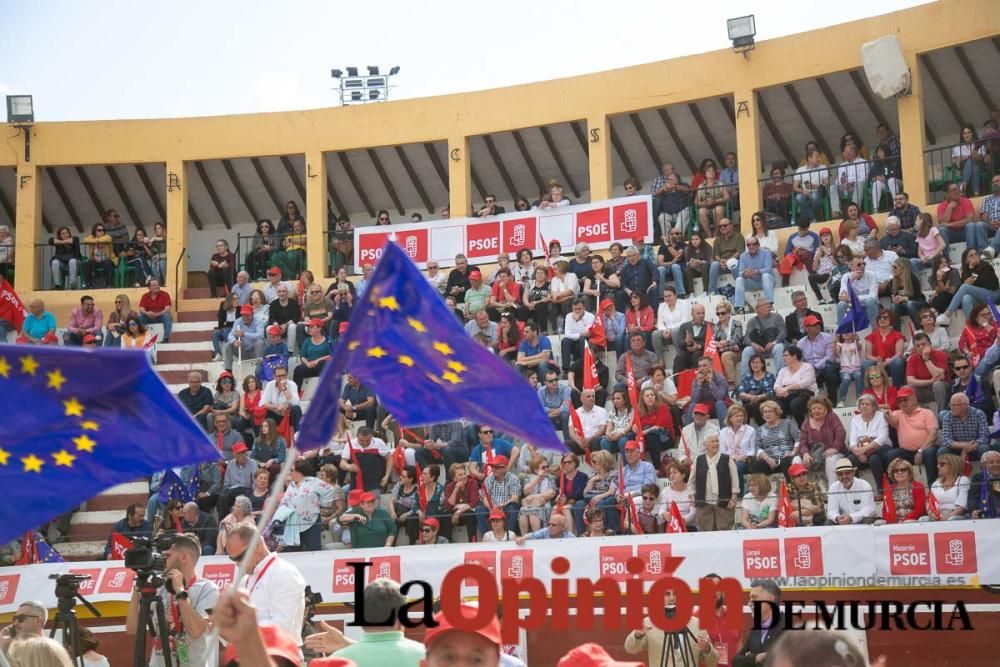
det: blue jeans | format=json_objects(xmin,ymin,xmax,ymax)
[
  {"xmin": 708, "ymin": 261, "xmax": 733, "ymax": 293},
  {"xmin": 945, "ymin": 284, "xmax": 1000, "ymax": 318},
  {"xmin": 961, "ymin": 159, "xmax": 983, "ymax": 196},
  {"xmin": 600, "ymin": 434, "xmax": 634, "ymax": 456},
  {"xmin": 836, "ymin": 297, "xmax": 879, "ymax": 330},
  {"xmin": 862, "ymin": 357, "xmax": 906, "ymax": 388},
  {"xmin": 796, "ymin": 190, "xmax": 823, "ymax": 223},
  {"xmin": 735, "ymin": 273, "xmax": 774, "ymax": 308},
  {"xmin": 940, "ymin": 222, "xmax": 989, "ymax": 253},
  {"xmin": 838, "ymin": 370, "xmax": 863, "ymax": 403},
  {"xmin": 475, "ymin": 501, "xmax": 520, "ymax": 536},
  {"xmin": 740, "ymin": 344, "xmax": 785, "ymax": 377},
  {"xmin": 140, "ymin": 312, "xmax": 172, "ymax": 341},
  {"xmin": 658, "ymin": 264, "xmax": 686, "ymax": 297},
  {"xmin": 212, "ymin": 327, "xmax": 231, "ymax": 356}
]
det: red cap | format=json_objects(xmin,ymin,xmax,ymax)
[
  {"xmin": 788, "ymin": 463, "xmax": 808, "ymax": 477},
  {"xmin": 422, "ymin": 517, "xmax": 440, "ymax": 530},
  {"xmin": 347, "ymin": 489, "xmax": 363, "ymax": 507},
  {"xmin": 266, "ymin": 325, "xmax": 282, "ymax": 336},
  {"xmin": 623, "ymin": 440, "xmax": 640, "ymax": 451},
  {"xmin": 217, "ymin": 370, "xmax": 234, "ymax": 381},
  {"xmin": 240, "ymin": 304, "xmax": 254, "ymax": 315},
  {"xmin": 360, "ymin": 491, "xmax": 377, "ymax": 503},
  {"xmin": 469, "ymin": 269, "xmax": 482, "ymax": 280},
  {"xmin": 599, "ymin": 298, "xmax": 615, "ymax": 312},
  {"xmin": 633, "ymin": 235, "xmax": 644, "ymax": 243},
  {"xmin": 309, "ymin": 659, "xmax": 358, "ymax": 667},
  {"xmin": 489, "ymin": 455, "xmax": 509, "ymax": 467},
  {"xmin": 339, "ymin": 321, "xmax": 350, "ymax": 334},
  {"xmin": 819, "ymin": 227, "xmax": 833, "ymax": 236},
  {"xmin": 222, "ymin": 624, "xmax": 300, "ymax": 665},
  {"xmin": 82, "ymin": 334, "xmax": 96, "ymax": 344},
  {"xmin": 488, "ymin": 507, "xmax": 505, "ymax": 521},
  {"xmin": 268, "ymin": 267, "xmax": 282, "ymax": 276},
  {"xmin": 424, "ymin": 604, "xmax": 502, "ymax": 649},
  {"xmin": 897, "ymin": 386, "xmax": 916, "ymax": 398},
  {"xmin": 307, "ymin": 318, "xmax": 326, "ymax": 328},
  {"xmin": 802, "ymin": 315, "xmax": 821, "ymax": 327},
  {"xmin": 693, "ymin": 403, "xmax": 710, "ymax": 415},
  {"xmin": 232, "ymin": 442, "xmax": 248, "ymax": 454},
  {"xmin": 558, "ymin": 643, "xmax": 644, "ymax": 667}
]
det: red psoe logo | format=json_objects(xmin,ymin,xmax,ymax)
[
  {"xmin": 465, "ymin": 222, "xmax": 501, "ymax": 259},
  {"xmin": 933, "ymin": 531, "xmax": 977, "ymax": 574},
  {"xmin": 357, "ymin": 232, "xmax": 393, "ymax": 265},
  {"xmin": 575, "ymin": 208, "xmax": 612, "ymax": 245},
  {"xmin": 499, "ymin": 549, "xmax": 533, "ymax": 582},
  {"xmin": 97, "ymin": 567, "xmax": 135, "ymax": 594},
  {"xmin": 784, "ymin": 536, "xmax": 823, "ymax": 576},
  {"xmin": 201, "ymin": 563, "xmax": 237, "ymax": 590},
  {"xmin": 742, "ymin": 539, "xmax": 781, "ymax": 578},
  {"xmin": 0, "ymin": 574, "xmax": 20, "ymax": 605},
  {"xmin": 367, "ymin": 555, "xmax": 401, "ymax": 584},
  {"xmin": 612, "ymin": 203, "xmax": 650, "ymax": 241},
  {"xmin": 888, "ymin": 533, "xmax": 931, "ymax": 575},
  {"xmin": 393, "ymin": 230, "xmax": 428, "ymax": 263},
  {"xmin": 599, "ymin": 545, "xmax": 635, "ymax": 583},
  {"xmin": 503, "ymin": 217, "xmax": 537, "ymax": 254}
]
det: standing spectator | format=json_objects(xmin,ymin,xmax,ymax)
[
  {"xmin": 49, "ymin": 226, "xmax": 80, "ymax": 289},
  {"xmin": 826, "ymin": 459, "xmax": 876, "ymax": 524},
  {"xmin": 102, "ymin": 208, "xmax": 130, "ymax": 254},
  {"xmin": 63, "ymin": 295, "xmax": 104, "ymax": 346},
  {"xmin": 905, "ymin": 332, "xmax": 951, "ymax": 413},
  {"xmin": 138, "ymin": 279, "xmax": 172, "ymax": 342},
  {"xmin": 721, "ymin": 151, "xmax": 740, "ymax": 218},
  {"xmin": 689, "ymin": 433, "xmax": 739, "ymax": 531},
  {"xmin": 799, "ymin": 397, "xmax": 847, "ymax": 486},
  {"xmin": 869, "ymin": 143, "xmax": 903, "ymax": 210}
]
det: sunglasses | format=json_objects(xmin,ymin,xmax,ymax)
[
  {"xmin": 867, "ymin": 374, "xmax": 881, "ymax": 378},
  {"xmin": 96, "ymin": 228, "xmax": 105, "ymax": 232},
  {"xmin": 954, "ymin": 365, "xmax": 970, "ymax": 371},
  {"xmin": 480, "ymin": 430, "xmax": 493, "ymax": 434},
  {"xmin": 421, "ymin": 527, "xmax": 434, "ymax": 533}
]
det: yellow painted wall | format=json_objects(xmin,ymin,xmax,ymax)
[{"xmin": 6, "ymin": 0, "xmax": 999, "ymax": 317}]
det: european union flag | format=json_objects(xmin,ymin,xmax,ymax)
[
  {"xmin": 297, "ymin": 242, "xmax": 564, "ymax": 452},
  {"xmin": 0, "ymin": 346, "xmax": 221, "ymax": 546},
  {"xmin": 836, "ymin": 279, "xmax": 870, "ymax": 334},
  {"xmin": 158, "ymin": 467, "xmax": 199, "ymax": 505}
]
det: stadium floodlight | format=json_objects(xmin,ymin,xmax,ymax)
[
  {"xmin": 331, "ymin": 69, "xmax": 343, "ymax": 79},
  {"xmin": 6, "ymin": 95, "xmax": 33, "ymax": 124},
  {"xmin": 346, "ymin": 66, "xmax": 359, "ymax": 77},
  {"xmin": 727, "ymin": 15, "xmax": 756, "ymax": 56},
  {"xmin": 367, "ymin": 66, "xmax": 379, "ymax": 76},
  {"xmin": 332, "ymin": 66, "xmax": 401, "ymax": 106},
  {"xmin": 389, "ymin": 66, "xmax": 400, "ymax": 75}
]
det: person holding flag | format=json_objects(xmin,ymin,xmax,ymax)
[
  {"xmin": 104, "ymin": 503, "xmax": 152, "ymax": 558},
  {"xmin": 568, "ymin": 388, "xmax": 607, "ymax": 461},
  {"xmin": 969, "ymin": 450, "xmax": 1000, "ymax": 519},
  {"xmin": 836, "ymin": 258, "xmax": 879, "ymax": 331},
  {"xmin": 672, "ymin": 302, "xmax": 711, "ymax": 373}
]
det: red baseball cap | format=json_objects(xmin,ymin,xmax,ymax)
[
  {"xmin": 489, "ymin": 455, "xmax": 509, "ymax": 467},
  {"xmin": 788, "ymin": 463, "xmax": 808, "ymax": 477},
  {"xmin": 488, "ymin": 507, "xmax": 505, "ymax": 521},
  {"xmin": 623, "ymin": 440, "xmax": 640, "ymax": 451},
  {"xmin": 266, "ymin": 325, "xmax": 282, "ymax": 336},
  {"xmin": 897, "ymin": 386, "xmax": 916, "ymax": 398},
  {"xmin": 469, "ymin": 269, "xmax": 483, "ymax": 280},
  {"xmin": 232, "ymin": 442, "xmax": 248, "ymax": 454},
  {"xmin": 82, "ymin": 334, "xmax": 97, "ymax": 344},
  {"xmin": 424, "ymin": 604, "xmax": 502, "ymax": 650},
  {"xmin": 693, "ymin": 403, "xmax": 710, "ymax": 415},
  {"xmin": 360, "ymin": 491, "xmax": 377, "ymax": 503},
  {"xmin": 268, "ymin": 267, "xmax": 282, "ymax": 276},
  {"xmin": 558, "ymin": 643, "xmax": 644, "ymax": 667},
  {"xmin": 599, "ymin": 298, "xmax": 615, "ymax": 312},
  {"xmin": 422, "ymin": 517, "xmax": 440, "ymax": 530},
  {"xmin": 222, "ymin": 624, "xmax": 299, "ymax": 665},
  {"xmin": 307, "ymin": 318, "xmax": 326, "ymax": 328},
  {"xmin": 802, "ymin": 315, "xmax": 821, "ymax": 327},
  {"xmin": 819, "ymin": 227, "xmax": 833, "ymax": 236},
  {"xmin": 240, "ymin": 304, "xmax": 254, "ymax": 315},
  {"xmin": 347, "ymin": 489, "xmax": 363, "ymax": 507}
]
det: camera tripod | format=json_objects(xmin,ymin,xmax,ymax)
[
  {"xmin": 656, "ymin": 608, "xmax": 698, "ymax": 667},
  {"xmin": 132, "ymin": 573, "xmax": 174, "ymax": 667},
  {"xmin": 48, "ymin": 574, "xmax": 101, "ymax": 667}
]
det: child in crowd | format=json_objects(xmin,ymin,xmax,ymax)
[{"xmin": 834, "ymin": 331, "xmax": 864, "ymax": 408}]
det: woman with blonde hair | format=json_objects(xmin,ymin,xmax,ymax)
[
  {"xmin": 654, "ymin": 461, "xmax": 697, "ymax": 531},
  {"xmin": 912, "ymin": 212, "xmax": 945, "ymax": 276},
  {"xmin": 578, "ymin": 449, "xmax": 620, "ymax": 533},
  {"xmin": 877, "ymin": 458, "xmax": 926, "ymax": 524},
  {"xmin": 889, "ymin": 257, "xmax": 926, "ymax": 328},
  {"xmin": 8, "ymin": 636, "xmax": 75, "ymax": 667},
  {"xmin": 839, "ymin": 219, "xmax": 864, "ymax": 257},
  {"xmin": 740, "ymin": 473, "xmax": 777, "ymax": 529},
  {"xmin": 924, "ymin": 453, "xmax": 970, "ymax": 521},
  {"xmin": 104, "ymin": 293, "xmax": 138, "ymax": 348},
  {"xmin": 719, "ymin": 404, "xmax": 755, "ymax": 494}
]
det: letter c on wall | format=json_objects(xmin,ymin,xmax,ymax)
[{"xmin": 450, "ymin": 148, "xmax": 462, "ymax": 161}]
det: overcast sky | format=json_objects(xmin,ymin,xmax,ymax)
[{"xmin": 0, "ymin": 0, "xmax": 929, "ymax": 122}]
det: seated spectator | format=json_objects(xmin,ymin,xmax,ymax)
[
  {"xmin": 826, "ymin": 459, "xmax": 876, "ymax": 525},
  {"xmin": 538, "ymin": 370, "xmax": 571, "ymax": 440},
  {"xmin": 709, "ymin": 218, "xmax": 745, "ymax": 295},
  {"xmin": 938, "ymin": 180, "xmax": 984, "ymax": 251},
  {"xmin": 785, "ymin": 291, "xmax": 823, "ymax": 345},
  {"xmin": 624, "ymin": 292, "xmax": 656, "ymax": 351},
  {"xmin": 741, "ymin": 473, "xmax": 778, "ymax": 530},
  {"xmin": 474, "ymin": 455, "xmax": 521, "ymax": 536},
  {"xmin": 689, "ymin": 433, "xmax": 739, "ymax": 532},
  {"xmin": 905, "ymin": 332, "xmax": 951, "ymax": 413},
  {"xmin": 865, "ymin": 309, "xmax": 907, "ymax": 388},
  {"xmin": 442, "ymin": 463, "xmax": 479, "ymax": 541},
  {"xmin": 567, "ymin": 341, "xmax": 610, "ymax": 409},
  {"xmin": 908, "ymin": 308, "xmax": 951, "ymax": 357},
  {"xmin": 798, "ymin": 315, "xmax": 837, "ymax": 400},
  {"xmin": 673, "ymin": 302, "xmax": 710, "ymax": 373},
  {"xmin": 278, "ymin": 459, "xmax": 337, "ymax": 551},
  {"xmin": 939, "ymin": 249, "xmax": 1000, "ymax": 326},
  {"xmin": 177, "ymin": 371, "xmax": 214, "ymax": 430},
  {"xmin": 848, "ymin": 394, "xmax": 891, "ymax": 496},
  {"xmin": 298, "ymin": 283, "xmax": 332, "ymax": 344},
  {"xmin": 246, "ymin": 220, "xmax": 276, "ymax": 280},
  {"xmin": 465, "ymin": 309, "xmax": 499, "ymax": 345},
  {"xmin": 268, "ymin": 284, "xmax": 301, "ymax": 353},
  {"xmin": 656, "ymin": 228, "xmax": 687, "ymax": 300},
  {"xmin": 240, "ymin": 375, "xmax": 265, "ymax": 436},
  {"xmin": 248, "ymin": 288, "xmax": 269, "ymax": 324},
  {"xmin": 747, "ymin": 211, "xmax": 779, "ymax": 258},
  {"xmin": 217, "ymin": 443, "xmax": 256, "ymax": 518},
  {"xmin": 82, "ymin": 222, "xmax": 116, "ymax": 288},
  {"xmin": 680, "ymin": 403, "xmax": 720, "ymax": 462},
  {"xmin": 584, "ymin": 258, "xmax": 624, "ymax": 321},
  {"xmin": 682, "ymin": 232, "xmax": 712, "ymax": 295},
  {"xmin": 888, "ymin": 257, "xmax": 925, "ymax": 328},
  {"xmin": 627, "ymin": 483, "xmax": 661, "ymax": 534},
  {"xmin": 388, "ymin": 465, "xmax": 421, "ymax": 544},
  {"xmin": 600, "ymin": 389, "xmax": 635, "ymax": 457},
  {"xmin": 49, "ymin": 226, "xmax": 80, "ymax": 289},
  {"xmin": 280, "ymin": 219, "xmax": 307, "ymax": 277},
  {"xmin": 652, "ymin": 286, "xmax": 691, "ymax": 359},
  {"xmin": 482, "ymin": 507, "xmax": 517, "ymax": 542},
  {"xmin": 619, "ymin": 245, "xmax": 658, "ymax": 309},
  {"xmin": 740, "ymin": 298, "xmax": 786, "ymax": 376},
  {"xmin": 521, "ymin": 266, "xmax": 554, "ymax": 333},
  {"xmin": 211, "ymin": 371, "xmax": 241, "ymax": 431},
  {"xmin": 799, "ymin": 397, "xmax": 847, "ymax": 486},
  {"xmin": 225, "ymin": 305, "xmax": 266, "ymax": 372},
  {"xmin": 719, "ymin": 405, "xmax": 755, "ymax": 495},
  {"xmin": 617, "ymin": 332, "xmax": 660, "ymax": 387},
  {"xmin": 538, "ymin": 181, "xmax": 571, "ymax": 210},
  {"xmin": 493, "ymin": 312, "xmax": 521, "ymax": 362},
  {"xmin": 912, "ymin": 213, "xmax": 946, "ymax": 280},
  {"xmin": 959, "ymin": 304, "xmax": 997, "ymax": 368},
  {"xmin": 417, "ymin": 517, "xmax": 448, "ymax": 545},
  {"xmin": 211, "ymin": 293, "xmax": 240, "ymax": 361},
  {"xmin": 518, "ymin": 456, "xmax": 558, "ymax": 535},
  {"xmin": 230, "ymin": 270, "xmax": 252, "ymax": 305},
  {"xmin": 568, "ymin": 389, "xmax": 608, "ymax": 458},
  {"xmin": 103, "ymin": 503, "xmax": 152, "ymax": 559},
  {"xmin": 970, "ymin": 450, "xmax": 1000, "ymax": 519},
  {"xmin": 877, "ymin": 458, "xmax": 926, "ymax": 524},
  {"xmin": 881, "ymin": 216, "xmax": 916, "ymax": 260},
  {"xmin": 208, "ymin": 239, "xmax": 236, "ymax": 298},
  {"xmin": 463, "ymin": 269, "xmax": 492, "ymax": 320},
  {"xmin": 712, "ymin": 301, "xmax": 743, "ymax": 389},
  {"xmin": 793, "ymin": 149, "xmax": 827, "ymax": 223},
  {"xmin": 60, "ymin": 295, "xmax": 104, "ymax": 346},
  {"xmin": 155, "ymin": 498, "xmax": 184, "ymax": 537},
  {"xmin": 488, "ymin": 269, "xmax": 521, "ymax": 321},
  {"xmin": 292, "ymin": 319, "xmax": 331, "ymax": 387},
  {"xmin": 823, "ymin": 245, "xmax": 853, "ymax": 304},
  {"xmin": 514, "ymin": 513, "xmax": 574, "ymax": 543},
  {"xmin": 836, "ymin": 258, "xmax": 879, "ymax": 328},
  {"xmin": 138, "ymin": 279, "xmax": 172, "ymax": 343},
  {"xmin": 924, "ymin": 453, "xmax": 970, "ymax": 522},
  {"xmin": 834, "ymin": 331, "xmax": 864, "ymax": 407},
  {"xmin": 566, "ymin": 243, "xmax": 592, "ymax": 283},
  {"xmin": 549, "ymin": 262, "xmax": 580, "ymax": 332},
  {"xmin": 953, "ymin": 125, "xmax": 987, "ymax": 196},
  {"xmin": 762, "ymin": 166, "xmax": 792, "ymax": 222},
  {"xmin": 339, "ymin": 373, "xmax": 375, "ymax": 430},
  {"xmin": 575, "ymin": 450, "xmax": 618, "ymax": 534},
  {"xmin": 781, "ymin": 220, "xmax": 820, "ymax": 286},
  {"xmin": 830, "ymin": 142, "xmax": 869, "ymax": 217},
  {"xmin": 773, "ymin": 345, "xmax": 816, "ymax": 424},
  {"xmin": 339, "ymin": 491, "xmax": 396, "ymax": 548},
  {"xmin": 752, "ymin": 400, "xmax": 799, "ymax": 477},
  {"xmin": 952, "ymin": 355, "xmax": 992, "ymax": 416},
  {"xmin": 737, "ymin": 353, "xmax": 776, "ymax": 425},
  {"xmin": 651, "ymin": 164, "xmax": 692, "ymax": 239},
  {"xmin": 262, "ymin": 365, "xmax": 302, "ymax": 430},
  {"xmin": 694, "ymin": 164, "xmax": 729, "ymax": 236},
  {"xmin": 121, "ymin": 229, "xmax": 154, "ymax": 286},
  {"xmin": 514, "ymin": 320, "xmax": 553, "ymax": 382},
  {"xmin": 787, "ymin": 463, "xmax": 827, "ymax": 526},
  {"xmin": 179, "ymin": 502, "xmax": 217, "ymax": 555},
  {"xmin": 468, "ymin": 425, "xmax": 518, "ymax": 481},
  {"xmin": 637, "ymin": 387, "xmax": 674, "ymax": 469},
  {"xmin": 884, "ymin": 386, "xmax": 939, "ymax": 481},
  {"xmin": 688, "ymin": 357, "xmax": 729, "ymax": 423},
  {"xmin": 653, "ymin": 461, "xmax": 696, "ymax": 531},
  {"xmin": 560, "ymin": 299, "xmax": 595, "ymax": 374},
  {"xmin": 216, "ymin": 495, "xmax": 256, "ymax": 556},
  {"xmin": 929, "ymin": 393, "xmax": 988, "ymax": 485},
  {"xmin": 869, "ymin": 143, "xmax": 902, "ymax": 211},
  {"xmin": 16, "ymin": 298, "xmax": 58, "ymax": 345},
  {"xmin": 555, "ymin": 453, "xmax": 588, "ymax": 533}
]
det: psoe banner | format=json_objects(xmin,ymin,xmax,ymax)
[{"xmin": 353, "ymin": 195, "xmax": 653, "ymax": 271}]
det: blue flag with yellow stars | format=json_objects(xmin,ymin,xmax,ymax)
[
  {"xmin": 0, "ymin": 346, "xmax": 221, "ymax": 546},
  {"xmin": 297, "ymin": 242, "xmax": 564, "ymax": 453}
]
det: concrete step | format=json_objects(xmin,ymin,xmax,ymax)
[
  {"xmin": 173, "ymin": 320, "xmax": 219, "ymax": 333},
  {"xmin": 159, "ymin": 340, "xmax": 214, "ymax": 352},
  {"xmin": 170, "ymin": 330, "xmax": 215, "ymax": 343},
  {"xmin": 71, "ymin": 510, "xmax": 125, "ymax": 525},
  {"xmin": 184, "ymin": 287, "xmax": 213, "ymax": 300},
  {"xmin": 69, "ymin": 510, "xmax": 121, "ymax": 542},
  {"xmin": 86, "ymin": 492, "xmax": 148, "ymax": 512},
  {"xmin": 158, "ymin": 369, "xmax": 209, "ymax": 384},
  {"xmin": 157, "ymin": 349, "xmax": 214, "ymax": 364},
  {"xmin": 54, "ymin": 540, "xmax": 107, "ymax": 562},
  {"xmin": 178, "ymin": 310, "xmax": 217, "ymax": 323},
  {"xmin": 180, "ymin": 298, "xmax": 222, "ymax": 312}
]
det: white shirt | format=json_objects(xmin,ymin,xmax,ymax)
[
  {"xmin": 930, "ymin": 476, "xmax": 970, "ymax": 514},
  {"xmin": 656, "ymin": 299, "xmax": 692, "ymax": 332},
  {"xmin": 262, "ymin": 379, "xmax": 301, "ymax": 408},
  {"xmin": 564, "ymin": 311, "xmax": 595, "ymax": 340},
  {"xmin": 827, "ymin": 476, "xmax": 876, "ymax": 523},
  {"xmin": 680, "ymin": 422, "xmax": 719, "ymax": 461},
  {"xmin": 794, "ymin": 163, "xmax": 828, "ymax": 189},
  {"xmin": 775, "ymin": 363, "xmax": 818, "ymax": 394},
  {"xmin": 719, "ymin": 425, "xmax": 757, "ymax": 459},
  {"xmin": 263, "ymin": 281, "xmax": 296, "ymax": 304},
  {"xmin": 654, "ymin": 485, "xmax": 696, "ymax": 525},
  {"xmin": 747, "ymin": 231, "xmax": 778, "ymax": 255},
  {"xmin": 243, "ymin": 553, "xmax": 306, "ymax": 645},
  {"xmin": 426, "ymin": 270, "xmax": 447, "ymax": 293},
  {"xmin": 840, "ymin": 271, "xmax": 879, "ymax": 300},
  {"xmin": 837, "ymin": 157, "xmax": 869, "ymax": 186},
  {"xmin": 863, "ymin": 249, "xmax": 898, "ymax": 284},
  {"xmin": 577, "ymin": 405, "xmax": 609, "ymax": 439},
  {"xmin": 551, "ymin": 272, "xmax": 579, "ymax": 295},
  {"xmin": 849, "ymin": 412, "xmax": 891, "ymax": 448}
]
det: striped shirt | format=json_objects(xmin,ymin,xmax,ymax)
[{"xmin": 756, "ymin": 419, "xmax": 800, "ymax": 459}]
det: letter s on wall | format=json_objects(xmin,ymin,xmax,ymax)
[{"xmin": 590, "ymin": 128, "xmax": 600, "ymax": 143}]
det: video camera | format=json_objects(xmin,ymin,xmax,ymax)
[
  {"xmin": 123, "ymin": 533, "xmax": 178, "ymax": 589},
  {"xmin": 48, "ymin": 573, "xmax": 91, "ymax": 601},
  {"xmin": 304, "ymin": 586, "xmax": 323, "ymax": 621}
]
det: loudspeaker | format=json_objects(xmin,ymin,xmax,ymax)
[{"xmin": 861, "ymin": 35, "xmax": 911, "ymax": 99}]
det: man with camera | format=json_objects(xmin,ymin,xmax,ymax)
[
  {"xmin": 0, "ymin": 601, "xmax": 47, "ymax": 654},
  {"xmin": 125, "ymin": 534, "xmax": 218, "ymax": 667}
]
